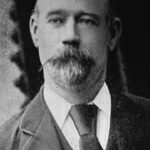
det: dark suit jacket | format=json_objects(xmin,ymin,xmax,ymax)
[{"xmin": 0, "ymin": 87, "xmax": 150, "ymax": 150}]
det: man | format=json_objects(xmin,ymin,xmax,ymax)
[{"xmin": 0, "ymin": 0, "xmax": 150, "ymax": 149}]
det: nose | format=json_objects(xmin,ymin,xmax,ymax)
[{"xmin": 62, "ymin": 18, "xmax": 80, "ymax": 47}]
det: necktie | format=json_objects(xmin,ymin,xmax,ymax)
[{"xmin": 70, "ymin": 104, "xmax": 103, "ymax": 150}]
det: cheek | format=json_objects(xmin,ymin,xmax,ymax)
[
  {"xmin": 81, "ymin": 28, "xmax": 109, "ymax": 61},
  {"xmin": 37, "ymin": 27, "xmax": 61, "ymax": 64}
]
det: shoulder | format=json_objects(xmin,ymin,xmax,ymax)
[
  {"xmin": 111, "ymin": 89, "xmax": 150, "ymax": 123},
  {"xmin": 0, "ymin": 109, "xmax": 24, "ymax": 148},
  {"xmin": 124, "ymin": 92, "xmax": 150, "ymax": 112},
  {"xmin": 111, "ymin": 90, "xmax": 150, "ymax": 145},
  {"xmin": 0, "ymin": 88, "xmax": 44, "ymax": 149},
  {"xmin": 117, "ymin": 91, "xmax": 150, "ymax": 126}
]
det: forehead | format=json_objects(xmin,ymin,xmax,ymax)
[{"xmin": 37, "ymin": 0, "xmax": 108, "ymax": 17}]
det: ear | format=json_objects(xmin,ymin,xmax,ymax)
[
  {"xmin": 108, "ymin": 17, "xmax": 122, "ymax": 51},
  {"xmin": 30, "ymin": 14, "xmax": 39, "ymax": 47}
]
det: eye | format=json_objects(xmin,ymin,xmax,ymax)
[
  {"xmin": 78, "ymin": 18, "xmax": 98, "ymax": 26},
  {"xmin": 48, "ymin": 17, "xmax": 65, "ymax": 26}
]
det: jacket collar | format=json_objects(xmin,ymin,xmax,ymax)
[
  {"xmin": 19, "ymin": 86, "xmax": 46, "ymax": 135},
  {"xmin": 19, "ymin": 86, "xmax": 72, "ymax": 150},
  {"xmin": 106, "ymin": 89, "xmax": 147, "ymax": 150}
]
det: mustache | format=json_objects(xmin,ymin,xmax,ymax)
[{"xmin": 41, "ymin": 47, "xmax": 95, "ymax": 69}]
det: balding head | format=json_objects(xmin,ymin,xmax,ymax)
[{"xmin": 33, "ymin": 0, "xmax": 117, "ymax": 21}]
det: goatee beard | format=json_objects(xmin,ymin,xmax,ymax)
[{"xmin": 43, "ymin": 47, "xmax": 95, "ymax": 87}]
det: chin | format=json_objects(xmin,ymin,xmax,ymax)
[
  {"xmin": 54, "ymin": 72, "xmax": 88, "ymax": 91},
  {"xmin": 52, "ymin": 62, "xmax": 89, "ymax": 88}
]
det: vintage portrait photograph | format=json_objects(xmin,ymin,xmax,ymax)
[{"xmin": 0, "ymin": 0, "xmax": 150, "ymax": 149}]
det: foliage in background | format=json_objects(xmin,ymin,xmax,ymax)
[{"xmin": 9, "ymin": 0, "xmax": 43, "ymax": 108}]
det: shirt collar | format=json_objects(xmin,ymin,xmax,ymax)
[
  {"xmin": 93, "ymin": 83, "xmax": 111, "ymax": 117},
  {"xmin": 44, "ymin": 84, "xmax": 71, "ymax": 128},
  {"xmin": 44, "ymin": 83, "xmax": 111, "ymax": 128}
]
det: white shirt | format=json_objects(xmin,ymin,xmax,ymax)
[{"xmin": 44, "ymin": 83, "xmax": 111, "ymax": 150}]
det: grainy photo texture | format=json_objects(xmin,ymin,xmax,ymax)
[{"xmin": 0, "ymin": 0, "xmax": 150, "ymax": 150}]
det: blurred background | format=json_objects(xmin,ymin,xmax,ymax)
[
  {"xmin": 0, "ymin": 0, "xmax": 150, "ymax": 124},
  {"xmin": 0, "ymin": 0, "xmax": 24, "ymax": 124}
]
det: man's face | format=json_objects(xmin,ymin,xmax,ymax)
[{"xmin": 30, "ymin": 0, "xmax": 112, "ymax": 90}]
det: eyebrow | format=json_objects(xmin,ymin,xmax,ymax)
[
  {"xmin": 45, "ymin": 9, "xmax": 100, "ymax": 21},
  {"xmin": 45, "ymin": 9, "xmax": 65, "ymax": 19}
]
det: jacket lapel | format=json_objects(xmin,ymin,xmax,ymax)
[
  {"xmin": 106, "ymin": 90, "xmax": 121, "ymax": 150},
  {"xmin": 19, "ymin": 87, "xmax": 72, "ymax": 150},
  {"xmin": 19, "ymin": 87, "xmax": 148, "ymax": 150},
  {"xmin": 106, "ymin": 90, "xmax": 148, "ymax": 150}
]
